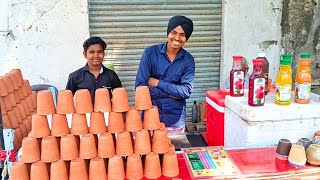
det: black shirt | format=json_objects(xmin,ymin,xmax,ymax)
[{"xmin": 66, "ymin": 63, "xmax": 122, "ymax": 101}]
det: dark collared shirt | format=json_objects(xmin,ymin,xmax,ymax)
[
  {"xmin": 135, "ymin": 43, "xmax": 195, "ymax": 128},
  {"xmin": 66, "ymin": 63, "xmax": 122, "ymax": 101}
]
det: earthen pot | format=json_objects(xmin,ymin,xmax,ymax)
[
  {"xmin": 2, "ymin": 95, "xmax": 13, "ymax": 112},
  {"xmin": 2, "ymin": 75, "xmax": 14, "ymax": 93},
  {"xmin": 37, "ymin": 90, "xmax": 56, "ymax": 115},
  {"xmin": 17, "ymin": 102, "xmax": 27, "ymax": 119},
  {"xmin": 152, "ymin": 129, "xmax": 170, "ymax": 154},
  {"xmin": 89, "ymin": 157, "xmax": 107, "ymax": 180},
  {"xmin": 126, "ymin": 153, "xmax": 144, "ymax": 180},
  {"xmin": 0, "ymin": 98, "xmax": 7, "ymax": 115},
  {"xmin": 75, "ymin": 89, "xmax": 93, "ymax": 114},
  {"xmin": 2, "ymin": 114, "xmax": 11, "ymax": 128},
  {"xmin": 9, "ymin": 69, "xmax": 24, "ymax": 87},
  {"xmin": 19, "ymin": 123, "xmax": 29, "ymax": 139},
  {"xmin": 313, "ymin": 130, "xmax": 320, "ymax": 138},
  {"xmin": 10, "ymin": 161, "xmax": 29, "ymax": 180},
  {"xmin": 23, "ymin": 115, "xmax": 32, "ymax": 132},
  {"xmin": 134, "ymin": 129, "xmax": 151, "ymax": 155},
  {"xmin": 6, "ymin": 73, "xmax": 19, "ymax": 90},
  {"xmin": 30, "ymin": 161, "xmax": 49, "ymax": 180},
  {"xmin": 108, "ymin": 111, "xmax": 125, "ymax": 133},
  {"xmin": 80, "ymin": 133, "xmax": 97, "ymax": 159},
  {"xmin": 275, "ymin": 139, "xmax": 292, "ymax": 160},
  {"xmin": 144, "ymin": 152, "xmax": 162, "ymax": 179},
  {"xmin": 21, "ymin": 99, "xmax": 30, "ymax": 116},
  {"xmin": 306, "ymin": 144, "xmax": 320, "ymax": 165},
  {"xmin": 116, "ymin": 131, "xmax": 133, "ymax": 157},
  {"xmin": 13, "ymin": 106, "xmax": 23, "ymax": 124},
  {"xmin": 111, "ymin": 87, "xmax": 130, "ymax": 112},
  {"xmin": 31, "ymin": 114, "xmax": 50, "ymax": 138},
  {"xmin": 0, "ymin": 76, "xmax": 9, "ymax": 97},
  {"xmin": 125, "ymin": 108, "xmax": 143, "ymax": 132},
  {"xmin": 94, "ymin": 88, "xmax": 111, "ymax": 112},
  {"xmin": 71, "ymin": 113, "xmax": 89, "ymax": 135},
  {"xmin": 89, "ymin": 112, "xmax": 107, "ymax": 134},
  {"xmin": 98, "ymin": 132, "xmax": 115, "ymax": 158},
  {"xmin": 108, "ymin": 155, "xmax": 125, "ymax": 180},
  {"xmin": 162, "ymin": 151, "xmax": 179, "ymax": 177},
  {"xmin": 297, "ymin": 138, "xmax": 312, "ymax": 150},
  {"xmin": 31, "ymin": 91, "xmax": 37, "ymax": 108},
  {"xmin": 60, "ymin": 134, "xmax": 79, "ymax": 161},
  {"xmin": 169, "ymin": 143, "xmax": 176, "ymax": 154},
  {"xmin": 143, "ymin": 106, "xmax": 161, "ymax": 130},
  {"xmin": 13, "ymin": 90, "xmax": 21, "ymax": 104},
  {"xmin": 50, "ymin": 160, "xmax": 68, "ymax": 180},
  {"xmin": 41, "ymin": 136, "xmax": 60, "ymax": 162},
  {"xmin": 26, "ymin": 95, "xmax": 35, "ymax": 112},
  {"xmin": 51, "ymin": 114, "xmax": 69, "ymax": 137},
  {"xmin": 69, "ymin": 158, "xmax": 88, "ymax": 180},
  {"xmin": 288, "ymin": 144, "xmax": 307, "ymax": 168},
  {"xmin": 159, "ymin": 122, "xmax": 166, "ymax": 130},
  {"xmin": 23, "ymin": 80, "xmax": 32, "ymax": 95},
  {"xmin": 134, "ymin": 86, "xmax": 152, "ymax": 110},
  {"xmin": 7, "ymin": 110, "xmax": 19, "ymax": 128},
  {"xmin": 56, "ymin": 90, "xmax": 75, "ymax": 114}
]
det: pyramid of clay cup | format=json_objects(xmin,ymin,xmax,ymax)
[{"xmin": 11, "ymin": 86, "xmax": 179, "ymax": 179}]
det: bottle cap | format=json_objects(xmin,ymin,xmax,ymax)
[
  {"xmin": 252, "ymin": 59, "xmax": 264, "ymax": 66},
  {"xmin": 258, "ymin": 53, "xmax": 265, "ymax": 57},
  {"xmin": 232, "ymin": 56, "xmax": 243, "ymax": 61},
  {"xmin": 300, "ymin": 54, "xmax": 311, "ymax": 59},
  {"xmin": 280, "ymin": 54, "xmax": 292, "ymax": 65}
]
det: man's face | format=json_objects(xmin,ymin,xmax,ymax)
[
  {"xmin": 167, "ymin": 25, "xmax": 187, "ymax": 50},
  {"xmin": 83, "ymin": 44, "xmax": 104, "ymax": 67}
]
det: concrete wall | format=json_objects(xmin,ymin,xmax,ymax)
[
  {"xmin": 0, "ymin": 0, "xmax": 90, "ymax": 90},
  {"xmin": 221, "ymin": 0, "xmax": 283, "ymax": 88}
]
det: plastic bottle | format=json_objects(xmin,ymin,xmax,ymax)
[
  {"xmin": 257, "ymin": 53, "xmax": 269, "ymax": 95},
  {"xmin": 230, "ymin": 56, "xmax": 244, "ymax": 97},
  {"xmin": 248, "ymin": 59, "xmax": 266, "ymax": 106},
  {"xmin": 191, "ymin": 101, "xmax": 198, "ymax": 123},
  {"xmin": 275, "ymin": 54, "xmax": 292, "ymax": 105},
  {"xmin": 294, "ymin": 54, "xmax": 312, "ymax": 104}
]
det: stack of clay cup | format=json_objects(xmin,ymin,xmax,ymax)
[
  {"xmin": 0, "ymin": 69, "xmax": 36, "ymax": 152},
  {"xmin": 10, "ymin": 86, "xmax": 179, "ymax": 179}
]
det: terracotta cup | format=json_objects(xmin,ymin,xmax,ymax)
[
  {"xmin": 135, "ymin": 86, "xmax": 152, "ymax": 110},
  {"xmin": 297, "ymin": 138, "xmax": 312, "ymax": 150},
  {"xmin": 111, "ymin": 87, "xmax": 130, "ymax": 112},
  {"xmin": 313, "ymin": 130, "xmax": 320, "ymax": 138},
  {"xmin": 31, "ymin": 91, "xmax": 37, "ymax": 108},
  {"xmin": 0, "ymin": 76, "xmax": 9, "ymax": 97},
  {"xmin": 2, "ymin": 114, "xmax": 11, "ymax": 129},
  {"xmin": 51, "ymin": 114, "xmax": 69, "ymax": 137},
  {"xmin": 23, "ymin": 80, "xmax": 32, "ymax": 95},
  {"xmin": 41, "ymin": 136, "xmax": 60, "ymax": 162},
  {"xmin": 69, "ymin": 158, "xmax": 88, "ymax": 180},
  {"xmin": 94, "ymin": 88, "xmax": 111, "ymax": 112},
  {"xmin": 7, "ymin": 110, "xmax": 18, "ymax": 128},
  {"xmin": 306, "ymin": 144, "xmax": 320, "ymax": 165},
  {"xmin": 144, "ymin": 152, "xmax": 162, "ymax": 179},
  {"xmin": 108, "ymin": 155, "xmax": 125, "ymax": 180},
  {"xmin": 2, "ymin": 75, "xmax": 14, "ymax": 93},
  {"xmin": 24, "ymin": 115, "xmax": 32, "ymax": 132},
  {"xmin": 13, "ymin": 90, "xmax": 21, "ymax": 104},
  {"xmin": 75, "ymin": 89, "xmax": 93, "ymax": 114},
  {"xmin": 60, "ymin": 134, "xmax": 79, "ymax": 161},
  {"xmin": 13, "ymin": 106, "xmax": 23, "ymax": 124},
  {"xmin": 10, "ymin": 161, "xmax": 29, "ymax": 180},
  {"xmin": 21, "ymin": 99, "xmax": 30, "ymax": 116},
  {"xmin": 89, "ymin": 157, "xmax": 107, "ymax": 180},
  {"xmin": 126, "ymin": 153, "xmax": 144, "ymax": 180},
  {"xmin": 30, "ymin": 161, "xmax": 49, "ymax": 180},
  {"xmin": 26, "ymin": 95, "xmax": 35, "ymax": 112},
  {"xmin": 275, "ymin": 139, "xmax": 292, "ymax": 160},
  {"xmin": 168, "ymin": 143, "xmax": 176, "ymax": 154},
  {"xmin": 80, "ymin": 133, "xmax": 97, "ymax": 159},
  {"xmin": 2, "ymin": 95, "xmax": 13, "ymax": 112},
  {"xmin": 56, "ymin": 90, "xmax": 75, "ymax": 114},
  {"xmin": 288, "ymin": 144, "xmax": 307, "ymax": 168},
  {"xmin": 9, "ymin": 69, "xmax": 24, "ymax": 87},
  {"xmin": 50, "ymin": 160, "xmax": 68, "ymax": 180},
  {"xmin": 71, "ymin": 113, "xmax": 89, "ymax": 135},
  {"xmin": 98, "ymin": 132, "xmax": 115, "ymax": 158},
  {"xmin": 6, "ymin": 73, "xmax": 19, "ymax": 90},
  {"xmin": 152, "ymin": 129, "xmax": 170, "ymax": 154},
  {"xmin": 143, "ymin": 106, "xmax": 161, "ymax": 130},
  {"xmin": 134, "ymin": 129, "xmax": 151, "ymax": 155},
  {"xmin": 0, "ymin": 98, "xmax": 7, "ymax": 115},
  {"xmin": 19, "ymin": 123, "xmax": 28, "ymax": 139},
  {"xmin": 116, "ymin": 131, "xmax": 134, "ymax": 157},
  {"xmin": 37, "ymin": 90, "xmax": 56, "ymax": 115},
  {"xmin": 20, "ymin": 137, "xmax": 40, "ymax": 163},
  {"xmin": 159, "ymin": 122, "xmax": 166, "ymax": 130},
  {"xmin": 17, "ymin": 102, "xmax": 27, "ymax": 119},
  {"xmin": 162, "ymin": 152, "xmax": 179, "ymax": 177},
  {"xmin": 89, "ymin": 112, "xmax": 107, "ymax": 134},
  {"xmin": 125, "ymin": 108, "xmax": 143, "ymax": 132},
  {"xmin": 31, "ymin": 114, "xmax": 50, "ymax": 138},
  {"xmin": 108, "ymin": 111, "xmax": 125, "ymax": 133}
]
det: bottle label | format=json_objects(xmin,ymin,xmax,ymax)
[
  {"xmin": 275, "ymin": 84, "xmax": 292, "ymax": 103},
  {"xmin": 233, "ymin": 71, "xmax": 244, "ymax": 95},
  {"xmin": 253, "ymin": 78, "xmax": 265, "ymax": 105},
  {"xmin": 295, "ymin": 82, "xmax": 311, "ymax": 100}
]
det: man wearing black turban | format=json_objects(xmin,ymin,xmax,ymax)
[{"xmin": 136, "ymin": 16, "xmax": 195, "ymax": 133}]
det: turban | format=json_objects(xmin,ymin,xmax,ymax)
[{"xmin": 167, "ymin": 16, "xmax": 193, "ymax": 40}]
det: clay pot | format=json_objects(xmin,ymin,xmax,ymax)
[
  {"xmin": 7, "ymin": 110, "xmax": 19, "ymax": 128},
  {"xmin": 31, "ymin": 91, "xmax": 37, "ymax": 109},
  {"xmin": 144, "ymin": 152, "xmax": 162, "ymax": 179},
  {"xmin": 21, "ymin": 99, "xmax": 30, "ymax": 116},
  {"xmin": 51, "ymin": 114, "xmax": 69, "ymax": 137},
  {"xmin": 297, "ymin": 138, "xmax": 312, "ymax": 150},
  {"xmin": 116, "ymin": 131, "xmax": 133, "ymax": 157},
  {"xmin": 108, "ymin": 155, "xmax": 125, "ymax": 180},
  {"xmin": 313, "ymin": 130, "xmax": 320, "ymax": 138},
  {"xmin": 306, "ymin": 144, "xmax": 320, "ymax": 165},
  {"xmin": 23, "ymin": 80, "xmax": 32, "ymax": 95},
  {"xmin": 162, "ymin": 152, "xmax": 179, "ymax": 177},
  {"xmin": 111, "ymin": 87, "xmax": 130, "ymax": 112},
  {"xmin": 41, "ymin": 136, "xmax": 60, "ymax": 162},
  {"xmin": 159, "ymin": 122, "xmax": 166, "ymax": 130},
  {"xmin": 17, "ymin": 102, "xmax": 27, "ymax": 119},
  {"xmin": 89, "ymin": 157, "xmax": 107, "ymax": 180},
  {"xmin": 108, "ymin": 111, "xmax": 125, "ymax": 133},
  {"xmin": 17, "ymin": 88, "xmax": 25, "ymax": 101},
  {"xmin": 30, "ymin": 161, "xmax": 49, "ymax": 180},
  {"xmin": 134, "ymin": 86, "xmax": 152, "ymax": 110},
  {"xmin": 3, "ymin": 93, "xmax": 16, "ymax": 111},
  {"xmin": 75, "ymin": 89, "xmax": 93, "ymax": 114},
  {"xmin": 143, "ymin": 106, "xmax": 161, "ymax": 130},
  {"xmin": 21, "ymin": 137, "xmax": 40, "ymax": 163},
  {"xmin": 7, "ymin": 73, "xmax": 19, "ymax": 90},
  {"xmin": 125, "ymin": 108, "xmax": 143, "ymax": 132},
  {"xmin": 152, "ymin": 129, "xmax": 170, "ymax": 154},
  {"xmin": 9, "ymin": 69, "xmax": 24, "ymax": 87},
  {"xmin": 60, "ymin": 134, "xmax": 79, "ymax": 161},
  {"xmin": 169, "ymin": 144, "xmax": 176, "ymax": 154},
  {"xmin": 13, "ymin": 106, "xmax": 23, "ymax": 124},
  {"xmin": 2, "ymin": 114, "xmax": 11, "ymax": 128},
  {"xmin": 98, "ymin": 132, "xmax": 115, "ymax": 158},
  {"xmin": 10, "ymin": 161, "xmax": 29, "ymax": 180},
  {"xmin": 26, "ymin": 95, "xmax": 35, "ymax": 112},
  {"xmin": 69, "ymin": 158, "xmax": 88, "ymax": 180},
  {"xmin": 2, "ymin": 75, "xmax": 14, "ymax": 93},
  {"xmin": 13, "ymin": 90, "xmax": 21, "ymax": 104},
  {"xmin": 31, "ymin": 114, "xmax": 50, "ymax": 138},
  {"xmin": 24, "ymin": 115, "xmax": 32, "ymax": 132},
  {"xmin": 37, "ymin": 90, "xmax": 56, "ymax": 115},
  {"xmin": 80, "ymin": 133, "xmax": 97, "ymax": 159},
  {"xmin": 50, "ymin": 160, "xmax": 68, "ymax": 180},
  {"xmin": 0, "ymin": 98, "xmax": 7, "ymax": 115},
  {"xmin": 94, "ymin": 88, "xmax": 111, "ymax": 112},
  {"xmin": 19, "ymin": 123, "xmax": 29, "ymax": 139},
  {"xmin": 275, "ymin": 139, "xmax": 292, "ymax": 160},
  {"xmin": 71, "ymin": 113, "xmax": 88, "ymax": 135},
  {"xmin": 288, "ymin": 144, "xmax": 307, "ymax": 168},
  {"xmin": 134, "ymin": 129, "xmax": 151, "ymax": 155},
  {"xmin": 89, "ymin": 112, "xmax": 107, "ymax": 134},
  {"xmin": 56, "ymin": 90, "xmax": 75, "ymax": 114},
  {"xmin": 126, "ymin": 153, "xmax": 144, "ymax": 180},
  {"xmin": 0, "ymin": 76, "xmax": 9, "ymax": 97}
]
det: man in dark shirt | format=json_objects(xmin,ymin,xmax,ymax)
[
  {"xmin": 66, "ymin": 37, "xmax": 122, "ymax": 101},
  {"xmin": 135, "ymin": 16, "xmax": 195, "ymax": 133}
]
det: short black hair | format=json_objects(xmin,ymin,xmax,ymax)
[{"xmin": 83, "ymin": 37, "xmax": 107, "ymax": 51}]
